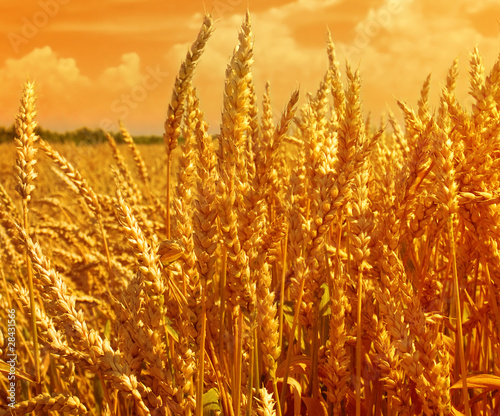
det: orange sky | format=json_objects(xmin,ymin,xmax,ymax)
[{"xmin": 1, "ymin": 0, "xmax": 499, "ymax": 135}]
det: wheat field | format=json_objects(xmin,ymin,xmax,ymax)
[{"xmin": 1, "ymin": 11, "xmax": 500, "ymax": 416}]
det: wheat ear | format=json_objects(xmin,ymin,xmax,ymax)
[
  {"xmin": 119, "ymin": 120, "xmax": 153, "ymax": 204},
  {"xmin": 163, "ymin": 13, "xmax": 213, "ymax": 237},
  {"xmin": 38, "ymin": 139, "xmax": 113, "ymax": 280},
  {"xmin": 14, "ymin": 79, "xmax": 41, "ymax": 387},
  {"xmin": 0, "ymin": 393, "xmax": 89, "ymax": 416}
]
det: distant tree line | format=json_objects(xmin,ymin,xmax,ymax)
[{"xmin": 0, "ymin": 125, "xmax": 164, "ymax": 145}]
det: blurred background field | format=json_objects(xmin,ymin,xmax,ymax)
[{"xmin": 0, "ymin": 141, "xmax": 171, "ymax": 199}]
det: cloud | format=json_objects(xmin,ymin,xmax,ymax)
[
  {"xmin": 268, "ymin": 0, "xmax": 343, "ymax": 16},
  {"xmin": 98, "ymin": 52, "xmax": 142, "ymax": 90},
  {"xmin": 0, "ymin": 46, "xmax": 171, "ymax": 132},
  {"xmin": 1, "ymin": 1, "xmax": 499, "ymax": 135},
  {"xmin": 0, "ymin": 46, "xmax": 90, "ymax": 91},
  {"xmin": 339, "ymin": 0, "xmax": 500, "ymax": 120}
]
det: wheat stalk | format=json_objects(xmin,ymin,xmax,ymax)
[{"xmin": 14, "ymin": 79, "xmax": 41, "ymax": 390}]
